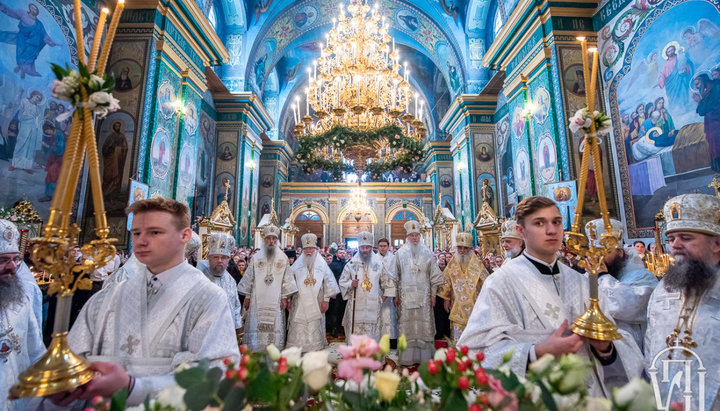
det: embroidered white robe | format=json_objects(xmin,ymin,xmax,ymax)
[
  {"xmin": 1, "ymin": 280, "xmax": 45, "ymax": 411},
  {"xmin": 339, "ymin": 253, "xmax": 394, "ymax": 341},
  {"xmin": 197, "ymin": 261, "xmax": 243, "ymax": 329},
  {"xmin": 286, "ymin": 254, "xmax": 339, "ymax": 352},
  {"xmin": 237, "ymin": 248, "xmax": 298, "ymax": 352},
  {"xmin": 644, "ymin": 274, "xmax": 720, "ymax": 411},
  {"xmin": 68, "ymin": 261, "xmax": 240, "ymax": 406},
  {"xmin": 598, "ymin": 256, "xmax": 657, "ymax": 350},
  {"xmin": 458, "ymin": 255, "xmax": 644, "ymax": 399},
  {"xmin": 388, "ymin": 243, "xmax": 444, "ymax": 365},
  {"xmin": 378, "ymin": 252, "xmax": 398, "ymax": 339},
  {"xmin": 102, "ymin": 253, "xmax": 143, "ymax": 290},
  {"xmin": 17, "ymin": 262, "xmax": 43, "ymax": 334}
]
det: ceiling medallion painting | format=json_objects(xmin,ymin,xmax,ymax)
[{"xmin": 295, "ymin": 0, "xmax": 427, "ymax": 180}]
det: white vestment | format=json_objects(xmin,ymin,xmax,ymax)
[
  {"xmin": 198, "ymin": 261, "xmax": 243, "ymax": 329},
  {"xmin": 102, "ymin": 253, "xmax": 143, "ymax": 289},
  {"xmin": 286, "ymin": 254, "xmax": 340, "ymax": 352},
  {"xmin": 68, "ymin": 261, "xmax": 240, "ymax": 406},
  {"xmin": 458, "ymin": 255, "xmax": 644, "ymax": 398},
  {"xmin": 598, "ymin": 255, "xmax": 657, "ymax": 350},
  {"xmin": 378, "ymin": 252, "xmax": 398, "ymax": 339},
  {"xmin": 339, "ymin": 252, "xmax": 394, "ymax": 341},
  {"xmin": 390, "ymin": 243, "xmax": 444, "ymax": 365},
  {"xmin": 1, "ymin": 281, "xmax": 46, "ymax": 411},
  {"xmin": 645, "ymin": 273, "xmax": 720, "ymax": 411},
  {"xmin": 237, "ymin": 247, "xmax": 298, "ymax": 352}
]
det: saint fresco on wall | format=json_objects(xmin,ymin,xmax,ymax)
[
  {"xmin": 608, "ymin": 0, "xmax": 720, "ymax": 231},
  {"xmin": 194, "ymin": 112, "xmax": 215, "ymax": 218},
  {"xmin": 0, "ymin": 0, "xmax": 79, "ymax": 218}
]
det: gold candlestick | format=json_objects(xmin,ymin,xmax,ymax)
[
  {"xmin": 10, "ymin": 0, "xmax": 122, "ymax": 399},
  {"xmin": 567, "ymin": 37, "xmax": 621, "ymax": 342}
]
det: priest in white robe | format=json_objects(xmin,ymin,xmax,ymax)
[
  {"xmin": 645, "ymin": 194, "xmax": 720, "ymax": 411},
  {"xmin": 499, "ymin": 219, "xmax": 523, "ymax": 264},
  {"xmin": 185, "ymin": 231, "xmax": 201, "ymax": 267},
  {"xmin": 286, "ymin": 233, "xmax": 339, "ymax": 352},
  {"xmin": 0, "ymin": 219, "xmax": 45, "ymax": 411},
  {"xmin": 377, "ymin": 238, "xmax": 398, "ymax": 340},
  {"xmin": 390, "ymin": 220, "xmax": 444, "ymax": 365},
  {"xmin": 590, "ymin": 218, "xmax": 657, "ymax": 350},
  {"xmin": 197, "ymin": 232, "xmax": 243, "ymax": 331},
  {"xmin": 48, "ymin": 198, "xmax": 240, "ymax": 407},
  {"xmin": 458, "ymin": 196, "xmax": 643, "ymax": 399},
  {"xmin": 338, "ymin": 232, "xmax": 395, "ymax": 341},
  {"xmin": 238, "ymin": 224, "xmax": 297, "ymax": 352}
]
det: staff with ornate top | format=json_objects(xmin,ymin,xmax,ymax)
[{"xmin": 566, "ymin": 36, "xmax": 620, "ymax": 342}]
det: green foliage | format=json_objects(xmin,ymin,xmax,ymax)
[{"xmin": 295, "ymin": 125, "xmax": 425, "ymax": 180}]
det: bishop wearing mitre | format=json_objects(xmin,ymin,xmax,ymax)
[
  {"xmin": 338, "ymin": 231, "xmax": 395, "ymax": 341},
  {"xmin": 197, "ymin": 232, "xmax": 243, "ymax": 332},
  {"xmin": 238, "ymin": 224, "xmax": 298, "ymax": 352},
  {"xmin": 437, "ymin": 232, "xmax": 490, "ymax": 342},
  {"xmin": 286, "ymin": 233, "xmax": 340, "ymax": 352},
  {"xmin": 391, "ymin": 220, "xmax": 445, "ymax": 365}
]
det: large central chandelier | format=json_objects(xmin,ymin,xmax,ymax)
[{"xmin": 292, "ymin": 0, "xmax": 426, "ymax": 141}]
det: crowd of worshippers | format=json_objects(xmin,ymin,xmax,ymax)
[{"xmin": 2, "ymin": 193, "xmax": 720, "ymax": 409}]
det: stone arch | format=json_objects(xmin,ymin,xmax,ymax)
[
  {"xmin": 384, "ymin": 202, "xmax": 425, "ymax": 224},
  {"xmin": 336, "ymin": 206, "xmax": 379, "ymax": 225},
  {"xmin": 289, "ymin": 202, "xmax": 329, "ymax": 223}
]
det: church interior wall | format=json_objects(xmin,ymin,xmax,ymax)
[
  {"xmin": 194, "ymin": 96, "xmax": 218, "ymax": 220},
  {"xmin": 0, "ymin": 0, "xmax": 100, "ymax": 223},
  {"xmin": 596, "ymin": 0, "xmax": 720, "ymax": 239}
]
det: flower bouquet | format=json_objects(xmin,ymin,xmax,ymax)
[
  {"xmin": 569, "ymin": 108, "xmax": 612, "ymax": 135},
  {"xmin": 51, "ymin": 62, "xmax": 119, "ymax": 120},
  {"xmin": 89, "ymin": 337, "xmax": 661, "ymax": 410}
]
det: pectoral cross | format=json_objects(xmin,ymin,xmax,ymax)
[
  {"xmin": 544, "ymin": 303, "xmax": 560, "ymax": 319},
  {"xmin": 304, "ymin": 268, "xmax": 316, "ymax": 287},
  {"xmin": 121, "ymin": 335, "xmax": 140, "ymax": 355},
  {"xmin": 361, "ymin": 263, "xmax": 372, "ymax": 292},
  {"xmin": 709, "ymin": 177, "xmax": 720, "ymax": 198}
]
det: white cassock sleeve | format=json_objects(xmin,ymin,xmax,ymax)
[
  {"xmin": 321, "ymin": 265, "xmax": 340, "ymax": 302},
  {"xmin": 281, "ymin": 264, "xmax": 298, "ymax": 298},
  {"xmin": 236, "ymin": 263, "xmax": 254, "ymax": 296},
  {"xmin": 598, "ymin": 271, "xmax": 657, "ymax": 324}
]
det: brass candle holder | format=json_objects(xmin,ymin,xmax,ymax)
[
  {"xmin": 646, "ymin": 211, "xmax": 673, "ymax": 277},
  {"xmin": 566, "ymin": 37, "xmax": 621, "ymax": 341},
  {"xmin": 9, "ymin": 0, "xmax": 123, "ymax": 399}
]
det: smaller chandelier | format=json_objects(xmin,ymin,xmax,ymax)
[
  {"xmin": 292, "ymin": 0, "xmax": 427, "ymax": 140},
  {"xmin": 347, "ymin": 183, "xmax": 371, "ymax": 222}
]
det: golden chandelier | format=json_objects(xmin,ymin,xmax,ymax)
[{"xmin": 291, "ymin": 0, "xmax": 427, "ymax": 140}]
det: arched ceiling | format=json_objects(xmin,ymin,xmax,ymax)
[{"xmin": 209, "ymin": 0, "xmax": 499, "ymax": 141}]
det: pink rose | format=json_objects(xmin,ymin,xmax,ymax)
[
  {"xmin": 337, "ymin": 357, "xmax": 382, "ymax": 383},
  {"xmin": 10, "ymin": 215, "xmax": 17, "ymax": 221},
  {"xmin": 395, "ymin": 135, "xmax": 400, "ymax": 139},
  {"xmin": 488, "ymin": 376, "xmax": 518, "ymax": 411}
]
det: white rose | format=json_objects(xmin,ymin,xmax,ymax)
[
  {"xmin": 173, "ymin": 362, "xmax": 192, "ymax": 373},
  {"xmin": 612, "ymin": 378, "xmax": 655, "ymax": 411},
  {"xmin": 51, "ymin": 80, "xmax": 73, "ymax": 101},
  {"xmin": 586, "ymin": 397, "xmax": 612, "ymax": 411},
  {"xmin": 155, "ymin": 383, "xmax": 187, "ymax": 410},
  {"xmin": 433, "ymin": 348, "xmax": 447, "ymax": 362},
  {"xmin": 107, "ymin": 94, "xmax": 120, "ymax": 112},
  {"xmin": 529, "ymin": 354, "xmax": 555, "ymax": 374},
  {"xmin": 302, "ymin": 351, "xmax": 331, "ymax": 391},
  {"xmin": 267, "ymin": 344, "xmax": 281, "ymax": 361},
  {"xmin": 89, "ymin": 74, "xmax": 104, "ymax": 90},
  {"xmin": 65, "ymin": 71, "xmax": 80, "ymax": 88},
  {"xmin": 89, "ymin": 91, "xmax": 112, "ymax": 106},
  {"xmin": 281, "ymin": 346, "xmax": 302, "ymax": 367}
]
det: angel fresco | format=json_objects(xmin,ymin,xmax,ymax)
[{"xmin": 439, "ymin": 0, "xmax": 460, "ymax": 26}]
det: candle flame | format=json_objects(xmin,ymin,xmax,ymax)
[
  {"xmin": 588, "ymin": 47, "xmax": 598, "ymax": 53},
  {"xmin": 576, "ymin": 36, "xmax": 586, "ymax": 41},
  {"xmin": 101, "ymin": 7, "xmax": 109, "ymax": 13}
]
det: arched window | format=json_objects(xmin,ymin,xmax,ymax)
[
  {"xmin": 493, "ymin": 9, "xmax": 503, "ymax": 37},
  {"xmin": 208, "ymin": 6, "xmax": 217, "ymax": 29},
  {"xmin": 392, "ymin": 211, "xmax": 418, "ymax": 221},
  {"xmin": 297, "ymin": 211, "xmax": 321, "ymax": 221}
]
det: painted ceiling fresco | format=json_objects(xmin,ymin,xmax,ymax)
[{"xmin": 209, "ymin": 0, "xmax": 497, "ymax": 141}]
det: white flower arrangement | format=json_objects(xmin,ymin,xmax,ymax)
[
  {"xmin": 569, "ymin": 108, "xmax": 612, "ymax": 135},
  {"xmin": 50, "ymin": 63, "xmax": 120, "ymax": 120}
]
